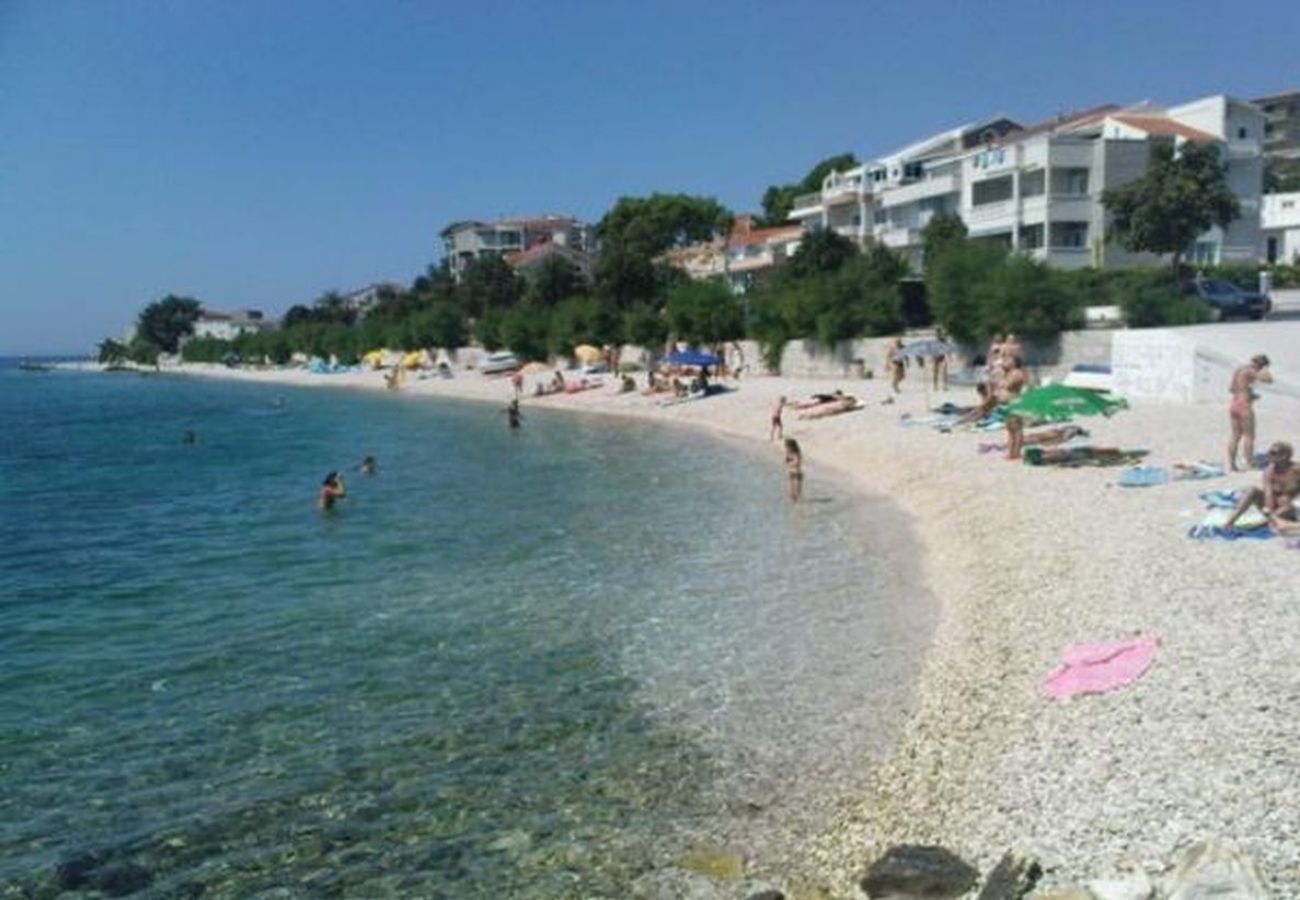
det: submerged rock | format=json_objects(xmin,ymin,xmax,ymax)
[
  {"xmin": 1088, "ymin": 866, "xmax": 1153, "ymax": 900},
  {"xmin": 679, "ymin": 845, "xmax": 746, "ymax": 881},
  {"xmin": 976, "ymin": 850, "xmax": 1042, "ymax": 899},
  {"xmin": 861, "ymin": 844, "xmax": 978, "ymax": 898},
  {"xmin": 1164, "ymin": 839, "xmax": 1268, "ymax": 899}
]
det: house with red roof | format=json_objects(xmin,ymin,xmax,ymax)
[{"xmin": 440, "ymin": 215, "xmax": 594, "ymax": 282}]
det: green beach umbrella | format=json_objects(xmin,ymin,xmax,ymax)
[{"xmin": 1001, "ymin": 384, "xmax": 1128, "ymax": 422}]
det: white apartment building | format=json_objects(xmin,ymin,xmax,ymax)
[
  {"xmin": 191, "ymin": 309, "xmax": 273, "ymax": 341},
  {"xmin": 1263, "ymin": 192, "xmax": 1300, "ymax": 264},
  {"xmin": 790, "ymin": 95, "xmax": 1266, "ymax": 271}
]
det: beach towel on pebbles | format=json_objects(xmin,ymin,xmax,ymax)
[
  {"xmin": 1187, "ymin": 507, "xmax": 1273, "ymax": 540},
  {"xmin": 1043, "ymin": 634, "xmax": 1158, "ymax": 701}
]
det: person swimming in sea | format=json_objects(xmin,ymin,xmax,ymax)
[
  {"xmin": 318, "ymin": 471, "xmax": 346, "ymax": 510},
  {"xmin": 182, "ymin": 429, "xmax": 196, "ymax": 446},
  {"xmin": 505, "ymin": 398, "xmax": 522, "ymax": 429},
  {"xmin": 358, "ymin": 455, "xmax": 377, "ymax": 475}
]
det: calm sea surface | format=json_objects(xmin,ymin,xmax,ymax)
[{"xmin": 0, "ymin": 360, "xmax": 933, "ymax": 898}]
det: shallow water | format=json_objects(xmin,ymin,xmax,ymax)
[{"xmin": 0, "ymin": 363, "xmax": 933, "ymax": 897}]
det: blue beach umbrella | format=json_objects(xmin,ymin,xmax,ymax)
[{"xmin": 665, "ymin": 349, "xmax": 722, "ymax": 367}]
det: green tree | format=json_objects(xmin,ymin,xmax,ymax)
[
  {"xmin": 499, "ymin": 304, "xmax": 551, "ymax": 361},
  {"xmin": 785, "ymin": 228, "xmax": 858, "ymax": 279},
  {"xmin": 97, "ymin": 339, "xmax": 127, "ymax": 364},
  {"xmin": 1102, "ymin": 141, "xmax": 1239, "ymax": 272},
  {"xmin": 623, "ymin": 304, "xmax": 668, "ymax": 351},
  {"xmin": 665, "ymin": 280, "xmax": 743, "ymax": 346},
  {"xmin": 458, "ymin": 255, "xmax": 523, "ymax": 318},
  {"xmin": 972, "ymin": 256, "xmax": 1077, "ymax": 344},
  {"xmin": 596, "ymin": 194, "xmax": 732, "ymax": 256},
  {"xmin": 128, "ymin": 334, "xmax": 161, "ymax": 365},
  {"xmin": 547, "ymin": 295, "xmax": 620, "ymax": 355},
  {"xmin": 925, "ymin": 240, "xmax": 1007, "ymax": 345},
  {"xmin": 921, "ymin": 212, "xmax": 968, "ymax": 265},
  {"xmin": 136, "ymin": 294, "xmax": 201, "ymax": 353},
  {"xmin": 420, "ymin": 301, "xmax": 469, "ymax": 349},
  {"xmin": 524, "ymin": 255, "xmax": 587, "ymax": 306}
]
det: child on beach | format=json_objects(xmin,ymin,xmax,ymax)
[
  {"xmin": 318, "ymin": 472, "xmax": 346, "ymax": 510},
  {"xmin": 770, "ymin": 396, "xmax": 786, "ymax": 441},
  {"xmin": 784, "ymin": 437, "xmax": 803, "ymax": 503},
  {"xmin": 886, "ymin": 338, "xmax": 906, "ymax": 393}
]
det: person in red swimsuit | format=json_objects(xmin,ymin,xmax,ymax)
[{"xmin": 1227, "ymin": 354, "xmax": 1272, "ymax": 471}]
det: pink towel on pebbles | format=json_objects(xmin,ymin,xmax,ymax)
[{"xmin": 1042, "ymin": 634, "xmax": 1158, "ymax": 701}]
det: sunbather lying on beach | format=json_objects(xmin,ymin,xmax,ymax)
[
  {"xmin": 790, "ymin": 390, "xmax": 847, "ymax": 410},
  {"xmin": 1023, "ymin": 446, "xmax": 1146, "ymax": 467},
  {"xmin": 797, "ymin": 393, "xmax": 860, "ymax": 419},
  {"xmin": 1223, "ymin": 441, "xmax": 1300, "ymax": 534},
  {"xmin": 1023, "ymin": 423, "xmax": 1088, "ymax": 446}
]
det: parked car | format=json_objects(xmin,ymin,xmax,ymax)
[
  {"xmin": 1184, "ymin": 278, "xmax": 1271, "ymax": 320},
  {"xmin": 479, "ymin": 351, "xmax": 520, "ymax": 374}
]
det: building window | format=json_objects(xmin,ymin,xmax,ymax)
[
  {"xmin": 1019, "ymin": 169, "xmax": 1045, "ymax": 197},
  {"xmin": 1237, "ymin": 126, "xmax": 1247, "ymax": 139},
  {"xmin": 903, "ymin": 162, "xmax": 924, "ymax": 180},
  {"xmin": 1049, "ymin": 222, "xmax": 1089, "ymax": 248},
  {"xmin": 972, "ymin": 175, "xmax": 1014, "ymax": 206},
  {"xmin": 1018, "ymin": 224, "xmax": 1044, "ymax": 249},
  {"xmin": 1050, "ymin": 168, "xmax": 1089, "ymax": 195}
]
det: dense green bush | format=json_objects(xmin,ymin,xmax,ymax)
[
  {"xmin": 180, "ymin": 336, "xmax": 233, "ymax": 363},
  {"xmin": 666, "ymin": 279, "xmax": 744, "ymax": 347}
]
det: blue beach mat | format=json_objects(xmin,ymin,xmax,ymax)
[{"xmin": 1118, "ymin": 466, "xmax": 1169, "ymax": 488}]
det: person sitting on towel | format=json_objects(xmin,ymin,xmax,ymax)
[{"xmin": 1223, "ymin": 441, "xmax": 1300, "ymax": 533}]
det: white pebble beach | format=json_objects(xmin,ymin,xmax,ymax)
[{"xmin": 163, "ymin": 359, "xmax": 1300, "ymax": 897}]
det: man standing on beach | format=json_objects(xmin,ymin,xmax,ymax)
[{"xmin": 1227, "ymin": 354, "xmax": 1272, "ymax": 471}]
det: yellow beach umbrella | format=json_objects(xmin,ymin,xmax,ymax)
[
  {"xmin": 402, "ymin": 351, "xmax": 422, "ymax": 369},
  {"xmin": 573, "ymin": 344, "xmax": 602, "ymax": 362},
  {"xmin": 520, "ymin": 361, "xmax": 550, "ymax": 375},
  {"xmin": 361, "ymin": 349, "xmax": 385, "ymax": 368}
]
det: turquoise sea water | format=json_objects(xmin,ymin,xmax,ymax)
[{"xmin": 0, "ymin": 361, "xmax": 933, "ymax": 898}]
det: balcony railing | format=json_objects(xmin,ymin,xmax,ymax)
[{"xmin": 791, "ymin": 191, "xmax": 823, "ymax": 212}]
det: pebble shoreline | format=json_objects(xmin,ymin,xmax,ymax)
[{"xmin": 155, "ymin": 362, "xmax": 1299, "ymax": 898}]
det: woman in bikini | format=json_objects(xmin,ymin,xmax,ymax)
[{"xmin": 1227, "ymin": 354, "xmax": 1272, "ymax": 471}]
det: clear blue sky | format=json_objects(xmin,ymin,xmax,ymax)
[{"xmin": 2, "ymin": 0, "xmax": 1297, "ymax": 354}]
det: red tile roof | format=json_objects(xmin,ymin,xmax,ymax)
[{"xmin": 1111, "ymin": 114, "xmax": 1218, "ymax": 142}]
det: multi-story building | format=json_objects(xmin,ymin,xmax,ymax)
[
  {"xmin": 191, "ymin": 309, "xmax": 274, "ymax": 341},
  {"xmin": 1263, "ymin": 192, "xmax": 1300, "ymax": 264},
  {"xmin": 788, "ymin": 117, "xmax": 1021, "ymax": 267},
  {"xmin": 789, "ymin": 94, "xmax": 1266, "ymax": 271},
  {"xmin": 1253, "ymin": 89, "xmax": 1300, "ymax": 181},
  {"xmin": 341, "ymin": 282, "xmax": 405, "ymax": 318},
  {"xmin": 441, "ymin": 216, "xmax": 594, "ymax": 282}
]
